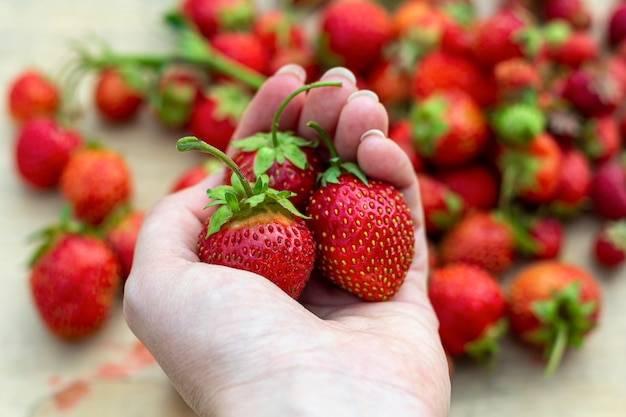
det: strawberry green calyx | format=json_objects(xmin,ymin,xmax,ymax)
[
  {"xmin": 410, "ymin": 95, "xmax": 449, "ymax": 157},
  {"xmin": 528, "ymin": 281, "xmax": 598, "ymax": 377},
  {"xmin": 209, "ymin": 83, "xmax": 252, "ymax": 125},
  {"xmin": 605, "ymin": 220, "xmax": 626, "ymax": 252},
  {"xmin": 230, "ymin": 81, "xmax": 341, "ymax": 177},
  {"xmin": 464, "ymin": 319, "xmax": 508, "ymax": 365},
  {"xmin": 176, "ymin": 136, "xmax": 307, "ymax": 237},
  {"xmin": 513, "ymin": 25, "xmax": 543, "ymax": 59},
  {"xmin": 306, "ymin": 120, "xmax": 368, "ymax": 187},
  {"xmin": 497, "ymin": 148, "xmax": 541, "ymax": 208},
  {"xmin": 542, "ymin": 19, "xmax": 573, "ymax": 49},
  {"xmin": 492, "ymin": 102, "xmax": 545, "ymax": 146}
]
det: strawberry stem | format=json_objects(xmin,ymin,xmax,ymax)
[
  {"xmin": 270, "ymin": 81, "xmax": 342, "ymax": 147},
  {"xmin": 307, "ymin": 120, "xmax": 338, "ymax": 158},
  {"xmin": 544, "ymin": 323, "xmax": 568, "ymax": 377},
  {"xmin": 176, "ymin": 136, "xmax": 254, "ymax": 197}
]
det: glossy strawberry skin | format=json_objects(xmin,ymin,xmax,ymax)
[
  {"xmin": 306, "ymin": 174, "xmax": 415, "ymax": 301},
  {"xmin": 94, "ymin": 69, "xmax": 144, "ymax": 122},
  {"xmin": 30, "ymin": 234, "xmax": 121, "ymax": 340},
  {"xmin": 228, "ymin": 147, "xmax": 322, "ymax": 212},
  {"xmin": 198, "ymin": 211, "xmax": 316, "ymax": 299},
  {"xmin": 7, "ymin": 70, "xmax": 59, "ymax": 123},
  {"xmin": 60, "ymin": 148, "xmax": 132, "ymax": 226},
  {"xmin": 428, "ymin": 263, "xmax": 507, "ymax": 357},
  {"xmin": 14, "ymin": 118, "xmax": 83, "ymax": 190}
]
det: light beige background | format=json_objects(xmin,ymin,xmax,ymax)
[{"xmin": 0, "ymin": 1, "xmax": 624, "ymax": 416}]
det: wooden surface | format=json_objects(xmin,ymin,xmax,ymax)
[{"xmin": 1, "ymin": 1, "xmax": 624, "ymax": 416}]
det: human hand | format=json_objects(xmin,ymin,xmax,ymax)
[{"xmin": 123, "ymin": 64, "xmax": 451, "ymax": 417}]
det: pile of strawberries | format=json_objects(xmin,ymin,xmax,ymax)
[{"xmin": 6, "ymin": 0, "xmax": 626, "ymax": 376}]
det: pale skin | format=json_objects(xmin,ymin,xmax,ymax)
[{"xmin": 123, "ymin": 64, "xmax": 451, "ymax": 417}]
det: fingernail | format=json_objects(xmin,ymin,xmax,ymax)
[
  {"xmin": 348, "ymin": 89, "xmax": 379, "ymax": 103},
  {"xmin": 360, "ymin": 129, "xmax": 387, "ymax": 142},
  {"xmin": 275, "ymin": 64, "xmax": 307, "ymax": 82},
  {"xmin": 321, "ymin": 67, "xmax": 357, "ymax": 85}
]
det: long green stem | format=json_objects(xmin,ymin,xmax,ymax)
[
  {"xmin": 544, "ymin": 324, "xmax": 568, "ymax": 377},
  {"xmin": 270, "ymin": 81, "xmax": 342, "ymax": 147},
  {"xmin": 307, "ymin": 120, "xmax": 339, "ymax": 158},
  {"xmin": 176, "ymin": 136, "xmax": 253, "ymax": 197}
]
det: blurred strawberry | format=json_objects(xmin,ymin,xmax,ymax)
[
  {"xmin": 593, "ymin": 220, "xmax": 626, "ymax": 267},
  {"xmin": 252, "ymin": 9, "xmax": 306, "ymax": 55},
  {"xmin": 435, "ymin": 164, "xmax": 499, "ymax": 212},
  {"xmin": 561, "ymin": 66, "xmax": 623, "ymax": 118},
  {"xmin": 541, "ymin": 0, "xmax": 591, "ymax": 31},
  {"xmin": 527, "ymin": 216, "xmax": 564, "ymax": 260},
  {"xmin": 543, "ymin": 22, "xmax": 598, "ymax": 69},
  {"xmin": 179, "ymin": 0, "xmax": 255, "ymax": 40},
  {"xmin": 578, "ymin": 115, "xmax": 621, "ymax": 165},
  {"xmin": 550, "ymin": 147, "xmax": 592, "ymax": 217},
  {"xmin": 13, "ymin": 118, "xmax": 83, "ymax": 190},
  {"xmin": 94, "ymin": 67, "xmax": 145, "ymax": 123},
  {"xmin": 7, "ymin": 69, "xmax": 59, "ymax": 124},
  {"xmin": 393, "ymin": 1, "xmax": 450, "ymax": 56},
  {"xmin": 607, "ymin": 2, "xmax": 626, "ymax": 47},
  {"xmin": 588, "ymin": 157, "xmax": 626, "ymax": 221},
  {"xmin": 388, "ymin": 119, "xmax": 423, "ymax": 172},
  {"xmin": 417, "ymin": 172, "xmax": 464, "ymax": 235},
  {"xmin": 493, "ymin": 57, "xmax": 541, "ymax": 100},
  {"xmin": 152, "ymin": 66, "xmax": 204, "ymax": 129},
  {"xmin": 104, "ymin": 209, "xmax": 145, "ymax": 281},
  {"xmin": 169, "ymin": 157, "xmax": 222, "ymax": 193},
  {"xmin": 316, "ymin": 0, "xmax": 394, "ymax": 75},
  {"xmin": 367, "ymin": 59, "xmax": 412, "ymax": 110},
  {"xmin": 210, "ymin": 31, "xmax": 270, "ymax": 78}
]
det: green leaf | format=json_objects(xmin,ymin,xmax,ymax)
[
  {"xmin": 231, "ymin": 133, "xmax": 271, "ymax": 151},
  {"xmin": 282, "ymin": 143, "xmax": 308, "ymax": 170},
  {"xmin": 206, "ymin": 205, "xmax": 233, "ymax": 237},
  {"xmin": 253, "ymin": 147, "xmax": 277, "ymax": 177},
  {"xmin": 341, "ymin": 162, "xmax": 369, "ymax": 186},
  {"xmin": 410, "ymin": 96, "xmax": 449, "ymax": 157},
  {"xmin": 224, "ymin": 191, "xmax": 240, "ymax": 212}
]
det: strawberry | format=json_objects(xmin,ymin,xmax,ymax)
[
  {"xmin": 410, "ymin": 49, "xmax": 496, "ymax": 108},
  {"xmin": 417, "ymin": 172, "xmax": 464, "ymax": 236},
  {"xmin": 593, "ymin": 220, "xmax": 626, "ymax": 268},
  {"xmin": 104, "ymin": 209, "xmax": 145, "ymax": 281},
  {"xmin": 438, "ymin": 210, "xmax": 515, "ymax": 277},
  {"xmin": 607, "ymin": 2, "xmax": 626, "ymax": 47},
  {"xmin": 13, "ymin": 118, "xmax": 83, "ymax": 190},
  {"xmin": 177, "ymin": 137, "xmax": 316, "ymax": 299},
  {"xmin": 428, "ymin": 263, "xmax": 507, "ymax": 361},
  {"xmin": 209, "ymin": 31, "xmax": 270, "ymax": 80},
  {"xmin": 93, "ymin": 67, "xmax": 145, "ymax": 123},
  {"xmin": 561, "ymin": 66, "xmax": 623, "ymax": 118},
  {"xmin": 29, "ymin": 220, "xmax": 121, "ymax": 340},
  {"xmin": 549, "ymin": 147, "xmax": 591, "ymax": 217},
  {"xmin": 188, "ymin": 82, "xmax": 251, "ymax": 153},
  {"xmin": 491, "ymin": 101, "xmax": 546, "ymax": 146},
  {"xmin": 252, "ymin": 9, "xmax": 306, "ymax": 56},
  {"xmin": 472, "ymin": 8, "xmax": 540, "ymax": 69},
  {"xmin": 226, "ymin": 82, "xmax": 337, "ymax": 211},
  {"xmin": 388, "ymin": 119, "xmax": 423, "ymax": 172},
  {"xmin": 493, "ymin": 57, "xmax": 541, "ymax": 100},
  {"xmin": 7, "ymin": 69, "xmax": 60, "ymax": 124},
  {"xmin": 541, "ymin": 0, "xmax": 591, "ymax": 31},
  {"xmin": 543, "ymin": 22, "xmax": 598, "ymax": 69},
  {"xmin": 151, "ymin": 65, "xmax": 204, "ymax": 130},
  {"xmin": 435, "ymin": 164, "xmax": 499, "ymax": 212},
  {"xmin": 578, "ymin": 115, "xmax": 621, "ymax": 165},
  {"xmin": 392, "ymin": 0, "xmax": 450, "ymax": 56},
  {"xmin": 410, "ymin": 90, "xmax": 488, "ymax": 169},
  {"xmin": 507, "ymin": 260, "xmax": 601, "ymax": 375},
  {"xmin": 366, "ymin": 59, "xmax": 413, "ymax": 110},
  {"xmin": 526, "ymin": 216, "xmax": 563, "ymax": 260},
  {"xmin": 60, "ymin": 145, "xmax": 133, "ymax": 226},
  {"xmin": 169, "ymin": 157, "xmax": 222, "ymax": 193},
  {"xmin": 305, "ymin": 122, "xmax": 414, "ymax": 301},
  {"xmin": 179, "ymin": 0, "xmax": 255, "ymax": 40},
  {"xmin": 588, "ymin": 157, "xmax": 626, "ymax": 221},
  {"xmin": 316, "ymin": 0, "xmax": 394, "ymax": 75}
]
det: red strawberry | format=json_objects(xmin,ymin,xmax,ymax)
[
  {"xmin": 210, "ymin": 31, "xmax": 270, "ymax": 78},
  {"xmin": 252, "ymin": 9, "xmax": 306, "ymax": 55},
  {"xmin": 417, "ymin": 172, "xmax": 464, "ymax": 235},
  {"xmin": 316, "ymin": 0, "xmax": 394, "ymax": 75},
  {"xmin": 494, "ymin": 57, "xmax": 541, "ymax": 100},
  {"xmin": 410, "ymin": 49, "xmax": 496, "ymax": 108},
  {"xmin": 392, "ymin": 1, "xmax": 450, "ymax": 55},
  {"xmin": 439, "ymin": 211, "xmax": 515, "ymax": 277},
  {"xmin": 527, "ymin": 216, "xmax": 563, "ymax": 260},
  {"xmin": 410, "ymin": 90, "xmax": 488, "ymax": 168},
  {"xmin": 93, "ymin": 67, "xmax": 144, "ymax": 123},
  {"xmin": 435, "ymin": 164, "xmax": 499, "ymax": 212},
  {"xmin": 593, "ymin": 220, "xmax": 626, "ymax": 267},
  {"xmin": 169, "ymin": 157, "xmax": 222, "ymax": 193},
  {"xmin": 388, "ymin": 119, "xmax": 423, "ymax": 172},
  {"xmin": 104, "ymin": 209, "xmax": 145, "ymax": 281},
  {"xmin": 226, "ymin": 82, "xmax": 337, "ymax": 211},
  {"xmin": 367, "ymin": 59, "xmax": 413, "ymax": 110},
  {"xmin": 472, "ymin": 8, "xmax": 540, "ymax": 69},
  {"xmin": 180, "ymin": 0, "xmax": 255, "ymax": 40},
  {"xmin": 7, "ymin": 69, "xmax": 60, "ymax": 124},
  {"xmin": 29, "ymin": 229, "xmax": 121, "ymax": 340},
  {"xmin": 507, "ymin": 260, "xmax": 601, "ymax": 375},
  {"xmin": 561, "ymin": 66, "xmax": 623, "ymax": 118},
  {"xmin": 13, "ymin": 118, "xmax": 83, "ymax": 190},
  {"xmin": 542, "ymin": 0, "xmax": 591, "ymax": 31},
  {"xmin": 152, "ymin": 66, "xmax": 204, "ymax": 130},
  {"xmin": 188, "ymin": 82, "xmax": 251, "ymax": 153},
  {"xmin": 544, "ymin": 24, "xmax": 598, "ymax": 69},
  {"xmin": 607, "ymin": 2, "xmax": 626, "ymax": 47},
  {"xmin": 177, "ymin": 137, "xmax": 316, "ymax": 299},
  {"xmin": 428, "ymin": 263, "xmax": 507, "ymax": 361},
  {"xmin": 60, "ymin": 146, "xmax": 133, "ymax": 226},
  {"xmin": 588, "ymin": 157, "xmax": 626, "ymax": 221},
  {"xmin": 305, "ymin": 123, "xmax": 415, "ymax": 301},
  {"xmin": 550, "ymin": 147, "xmax": 591, "ymax": 216},
  {"xmin": 579, "ymin": 115, "xmax": 621, "ymax": 165}
]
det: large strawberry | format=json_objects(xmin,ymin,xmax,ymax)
[
  {"xmin": 59, "ymin": 145, "xmax": 133, "ymax": 226},
  {"xmin": 438, "ymin": 210, "xmax": 515, "ymax": 277},
  {"xmin": 410, "ymin": 90, "xmax": 488, "ymax": 169},
  {"xmin": 305, "ymin": 122, "xmax": 414, "ymax": 301},
  {"xmin": 29, "ymin": 216, "xmax": 121, "ymax": 340},
  {"xmin": 13, "ymin": 117, "xmax": 83, "ymax": 190},
  {"xmin": 7, "ymin": 69, "xmax": 60, "ymax": 124},
  {"xmin": 227, "ymin": 81, "xmax": 338, "ymax": 211},
  {"xmin": 316, "ymin": 0, "xmax": 394, "ymax": 75},
  {"xmin": 507, "ymin": 260, "xmax": 601, "ymax": 375},
  {"xmin": 428, "ymin": 263, "xmax": 507, "ymax": 362},
  {"xmin": 177, "ymin": 137, "xmax": 316, "ymax": 299}
]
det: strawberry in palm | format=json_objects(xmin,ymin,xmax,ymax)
[
  {"xmin": 305, "ymin": 122, "xmax": 414, "ymax": 302},
  {"xmin": 177, "ymin": 137, "xmax": 316, "ymax": 299},
  {"xmin": 227, "ymin": 81, "xmax": 340, "ymax": 211}
]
